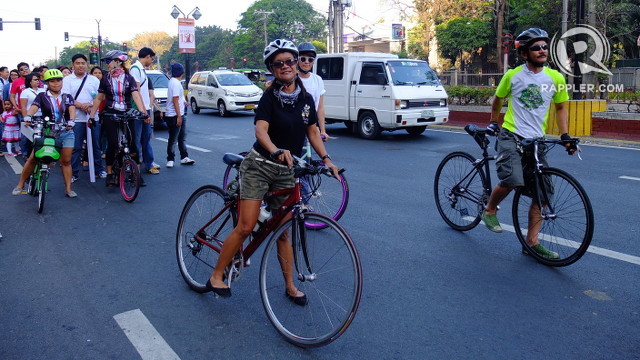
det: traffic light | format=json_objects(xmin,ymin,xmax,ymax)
[
  {"xmin": 64, "ymin": 32, "xmax": 69, "ymax": 41},
  {"xmin": 35, "ymin": 17, "xmax": 41, "ymax": 30},
  {"xmin": 89, "ymin": 53, "xmax": 98, "ymax": 64},
  {"xmin": 122, "ymin": 42, "xmax": 127, "ymax": 51}
]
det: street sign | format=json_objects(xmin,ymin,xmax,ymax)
[
  {"xmin": 178, "ymin": 18, "xmax": 196, "ymax": 54},
  {"xmin": 392, "ymin": 24, "xmax": 403, "ymax": 40}
]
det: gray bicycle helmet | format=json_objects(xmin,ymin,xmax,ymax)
[
  {"xmin": 515, "ymin": 28, "xmax": 550, "ymax": 49},
  {"xmin": 263, "ymin": 39, "xmax": 298, "ymax": 68},
  {"xmin": 101, "ymin": 50, "xmax": 129, "ymax": 62},
  {"xmin": 297, "ymin": 42, "xmax": 317, "ymax": 57}
]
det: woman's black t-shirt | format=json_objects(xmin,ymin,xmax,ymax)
[
  {"xmin": 31, "ymin": 91, "xmax": 75, "ymax": 121},
  {"xmin": 98, "ymin": 72, "xmax": 138, "ymax": 111},
  {"xmin": 252, "ymin": 89, "xmax": 318, "ymax": 158}
]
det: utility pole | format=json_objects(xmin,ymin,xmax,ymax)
[{"xmin": 255, "ymin": 10, "xmax": 274, "ymax": 46}]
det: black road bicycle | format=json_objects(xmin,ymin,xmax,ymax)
[{"xmin": 433, "ymin": 124, "xmax": 594, "ymax": 266}]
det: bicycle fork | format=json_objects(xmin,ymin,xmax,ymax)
[
  {"xmin": 531, "ymin": 142, "xmax": 557, "ymax": 220},
  {"xmin": 291, "ymin": 208, "xmax": 317, "ymax": 282}
]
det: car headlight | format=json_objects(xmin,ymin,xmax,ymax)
[
  {"xmin": 395, "ymin": 100, "xmax": 409, "ymax": 110},
  {"xmin": 224, "ymin": 89, "xmax": 237, "ymax": 96}
]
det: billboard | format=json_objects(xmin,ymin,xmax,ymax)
[{"xmin": 178, "ymin": 18, "xmax": 195, "ymax": 54}]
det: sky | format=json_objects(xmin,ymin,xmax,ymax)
[{"xmin": 0, "ymin": 0, "xmax": 403, "ymax": 70}]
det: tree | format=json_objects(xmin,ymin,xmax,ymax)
[
  {"xmin": 161, "ymin": 25, "xmax": 233, "ymax": 75},
  {"xmin": 127, "ymin": 31, "xmax": 175, "ymax": 62},
  {"xmin": 235, "ymin": 0, "xmax": 327, "ymax": 69},
  {"xmin": 436, "ymin": 17, "xmax": 493, "ymax": 71}
]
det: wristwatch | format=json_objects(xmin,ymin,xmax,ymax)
[{"xmin": 321, "ymin": 154, "xmax": 331, "ymax": 161}]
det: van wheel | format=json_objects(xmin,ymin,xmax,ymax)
[
  {"xmin": 218, "ymin": 101, "xmax": 228, "ymax": 117},
  {"xmin": 406, "ymin": 126, "xmax": 427, "ymax": 136},
  {"xmin": 357, "ymin": 111, "xmax": 381, "ymax": 140},
  {"xmin": 190, "ymin": 99, "xmax": 200, "ymax": 114}
]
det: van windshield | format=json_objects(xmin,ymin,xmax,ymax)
[
  {"xmin": 387, "ymin": 61, "xmax": 440, "ymax": 86},
  {"xmin": 216, "ymin": 73, "xmax": 254, "ymax": 86}
]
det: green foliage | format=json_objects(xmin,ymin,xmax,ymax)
[
  {"xmin": 507, "ymin": 0, "xmax": 563, "ymax": 39},
  {"xmin": 435, "ymin": 17, "xmax": 492, "ymax": 66},
  {"xmin": 609, "ymin": 90, "xmax": 640, "ymax": 102},
  {"xmin": 446, "ymin": 85, "xmax": 495, "ymax": 105}
]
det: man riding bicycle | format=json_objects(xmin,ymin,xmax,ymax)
[{"xmin": 482, "ymin": 28, "xmax": 578, "ymax": 259}]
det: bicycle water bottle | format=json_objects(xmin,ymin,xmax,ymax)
[{"xmin": 253, "ymin": 204, "xmax": 272, "ymax": 233}]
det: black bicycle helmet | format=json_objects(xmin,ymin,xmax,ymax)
[
  {"xmin": 263, "ymin": 39, "xmax": 298, "ymax": 68},
  {"xmin": 101, "ymin": 50, "xmax": 129, "ymax": 62},
  {"xmin": 297, "ymin": 42, "xmax": 317, "ymax": 57},
  {"xmin": 515, "ymin": 28, "xmax": 550, "ymax": 49}
]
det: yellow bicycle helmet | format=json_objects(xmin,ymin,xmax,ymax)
[{"xmin": 43, "ymin": 69, "xmax": 64, "ymax": 81}]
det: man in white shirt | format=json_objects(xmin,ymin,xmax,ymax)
[
  {"xmin": 0, "ymin": 66, "xmax": 9, "ymax": 103},
  {"xmin": 63, "ymin": 54, "xmax": 105, "ymax": 181},
  {"xmin": 131, "ymin": 47, "xmax": 160, "ymax": 175},
  {"xmin": 164, "ymin": 63, "xmax": 194, "ymax": 167}
]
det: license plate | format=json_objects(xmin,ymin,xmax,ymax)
[
  {"xmin": 421, "ymin": 109, "xmax": 434, "ymax": 118},
  {"xmin": 245, "ymin": 104, "xmax": 256, "ymax": 109}
]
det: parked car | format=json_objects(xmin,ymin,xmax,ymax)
[
  {"xmin": 147, "ymin": 70, "xmax": 169, "ymax": 128},
  {"xmin": 187, "ymin": 69, "xmax": 263, "ymax": 116}
]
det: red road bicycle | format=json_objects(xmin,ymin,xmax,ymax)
[{"xmin": 176, "ymin": 153, "xmax": 362, "ymax": 347}]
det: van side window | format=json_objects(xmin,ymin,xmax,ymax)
[
  {"xmin": 208, "ymin": 75, "xmax": 216, "ymax": 87},
  {"xmin": 195, "ymin": 74, "xmax": 205, "ymax": 85},
  {"xmin": 360, "ymin": 63, "xmax": 386, "ymax": 85},
  {"xmin": 317, "ymin": 57, "xmax": 344, "ymax": 80}
]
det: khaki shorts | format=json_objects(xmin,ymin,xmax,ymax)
[
  {"xmin": 239, "ymin": 150, "xmax": 295, "ymax": 210},
  {"xmin": 496, "ymin": 129, "xmax": 548, "ymax": 188}
]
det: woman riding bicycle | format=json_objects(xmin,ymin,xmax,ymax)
[
  {"xmin": 207, "ymin": 39, "xmax": 339, "ymax": 303},
  {"xmin": 13, "ymin": 69, "xmax": 77, "ymax": 197},
  {"xmin": 88, "ymin": 50, "xmax": 148, "ymax": 186}
]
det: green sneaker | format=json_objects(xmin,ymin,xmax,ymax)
[
  {"xmin": 525, "ymin": 244, "xmax": 560, "ymax": 259},
  {"xmin": 481, "ymin": 211, "xmax": 503, "ymax": 233}
]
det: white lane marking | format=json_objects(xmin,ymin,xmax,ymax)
[
  {"xmin": 154, "ymin": 137, "xmax": 211, "ymax": 153},
  {"xmin": 4, "ymin": 155, "xmax": 23, "ymax": 174},
  {"xmin": 113, "ymin": 309, "xmax": 181, "ymax": 360},
  {"xmin": 468, "ymin": 217, "xmax": 640, "ymax": 266},
  {"xmin": 620, "ymin": 176, "xmax": 640, "ymax": 181}
]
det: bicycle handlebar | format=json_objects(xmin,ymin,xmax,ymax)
[{"xmin": 101, "ymin": 111, "xmax": 148, "ymax": 121}]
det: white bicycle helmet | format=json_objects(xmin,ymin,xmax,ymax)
[
  {"xmin": 101, "ymin": 50, "xmax": 129, "ymax": 62},
  {"xmin": 263, "ymin": 39, "xmax": 298, "ymax": 68}
]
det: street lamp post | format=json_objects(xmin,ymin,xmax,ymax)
[{"xmin": 170, "ymin": 5, "xmax": 202, "ymax": 82}]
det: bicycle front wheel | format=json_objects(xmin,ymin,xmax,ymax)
[
  {"xmin": 512, "ymin": 167, "xmax": 594, "ymax": 266},
  {"xmin": 176, "ymin": 185, "xmax": 236, "ymax": 293},
  {"xmin": 120, "ymin": 157, "xmax": 140, "ymax": 202},
  {"xmin": 302, "ymin": 171, "xmax": 349, "ymax": 229},
  {"xmin": 37, "ymin": 171, "xmax": 48, "ymax": 213},
  {"xmin": 259, "ymin": 212, "xmax": 362, "ymax": 348},
  {"xmin": 434, "ymin": 152, "xmax": 487, "ymax": 231}
]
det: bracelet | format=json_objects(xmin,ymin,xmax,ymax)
[{"xmin": 270, "ymin": 149, "xmax": 284, "ymax": 160}]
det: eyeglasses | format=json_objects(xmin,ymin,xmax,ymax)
[
  {"xmin": 271, "ymin": 59, "xmax": 298, "ymax": 69},
  {"xmin": 299, "ymin": 56, "xmax": 315, "ymax": 63},
  {"xmin": 529, "ymin": 44, "xmax": 549, "ymax": 52},
  {"xmin": 19, "ymin": 67, "xmax": 30, "ymax": 71}
]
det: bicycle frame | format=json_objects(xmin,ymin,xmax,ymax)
[{"xmin": 192, "ymin": 180, "xmax": 312, "ymax": 276}]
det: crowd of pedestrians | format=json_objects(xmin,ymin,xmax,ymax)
[{"xmin": 3, "ymin": 46, "xmax": 195, "ymax": 198}]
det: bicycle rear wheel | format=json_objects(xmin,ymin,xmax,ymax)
[
  {"xmin": 120, "ymin": 157, "xmax": 140, "ymax": 202},
  {"xmin": 27, "ymin": 173, "xmax": 37, "ymax": 196},
  {"xmin": 37, "ymin": 171, "xmax": 48, "ymax": 213},
  {"xmin": 512, "ymin": 167, "xmax": 594, "ymax": 266},
  {"xmin": 176, "ymin": 185, "xmax": 236, "ymax": 293},
  {"xmin": 302, "ymin": 171, "xmax": 349, "ymax": 229},
  {"xmin": 259, "ymin": 212, "xmax": 362, "ymax": 348},
  {"xmin": 222, "ymin": 151, "xmax": 248, "ymax": 191},
  {"xmin": 434, "ymin": 152, "xmax": 487, "ymax": 231}
]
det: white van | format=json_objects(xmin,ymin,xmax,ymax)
[
  {"xmin": 187, "ymin": 69, "xmax": 263, "ymax": 117},
  {"xmin": 314, "ymin": 52, "xmax": 449, "ymax": 139}
]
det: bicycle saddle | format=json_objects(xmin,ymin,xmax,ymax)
[{"xmin": 223, "ymin": 153, "xmax": 245, "ymax": 166}]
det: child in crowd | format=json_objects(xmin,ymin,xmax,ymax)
[{"xmin": 1, "ymin": 100, "xmax": 22, "ymax": 156}]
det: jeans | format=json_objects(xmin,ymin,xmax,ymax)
[
  {"xmin": 166, "ymin": 115, "xmax": 189, "ymax": 161},
  {"xmin": 134, "ymin": 117, "xmax": 154, "ymax": 170},
  {"xmin": 72, "ymin": 122, "xmax": 105, "ymax": 176},
  {"xmin": 17, "ymin": 114, "xmax": 32, "ymax": 156}
]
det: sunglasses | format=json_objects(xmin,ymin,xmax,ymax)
[
  {"xmin": 271, "ymin": 59, "xmax": 297, "ymax": 69},
  {"xmin": 105, "ymin": 59, "xmax": 113, "ymax": 64},
  {"xmin": 299, "ymin": 56, "xmax": 315, "ymax": 63},
  {"xmin": 529, "ymin": 44, "xmax": 549, "ymax": 51},
  {"xmin": 20, "ymin": 67, "xmax": 30, "ymax": 71}
]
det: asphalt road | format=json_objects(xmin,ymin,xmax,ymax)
[{"xmin": 1, "ymin": 109, "xmax": 639, "ymax": 359}]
